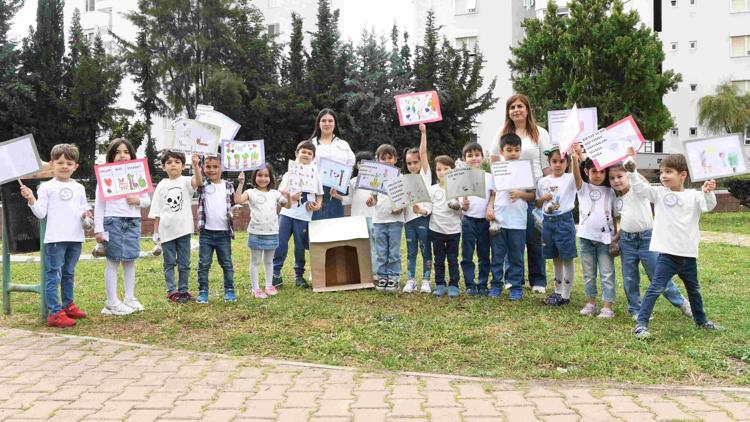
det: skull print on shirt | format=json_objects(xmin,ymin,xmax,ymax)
[{"xmin": 165, "ymin": 187, "xmax": 184, "ymax": 212}]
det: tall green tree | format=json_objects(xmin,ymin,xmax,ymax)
[
  {"xmin": 698, "ymin": 82, "xmax": 750, "ymax": 134},
  {"xmin": 0, "ymin": 0, "xmax": 32, "ymax": 138},
  {"xmin": 509, "ymin": 0, "xmax": 681, "ymax": 141}
]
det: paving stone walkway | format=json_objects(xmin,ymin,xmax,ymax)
[
  {"xmin": 700, "ymin": 231, "xmax": 750, "ymax": 248},
  {"xmin": 0, "ymin": 329, "xmax": 749, "ymax": 421}
]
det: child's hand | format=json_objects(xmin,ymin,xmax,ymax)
[
  {"xmin": 152, "ymin": 232, "xmax": 160, "ymax": 244},
  {"xmin": 391, "ymin": 207, "xmax": 403, "ymax": 215},
  {"xmin": 702, "ymin": 179, "xmax": 716, "ymax": 193},
  {"xmin": 541, "ymin": 193, "xmax": 553, "ymax": 202},
  {"xmin": 82, "ymin": 210, "xmax": 93, "ymax": 219},
  {"xmin": 330, "ymin": 189, "xmax": 342, "ymax": 200},
  {"xmin": 95, "ymin": 233, "xmax": 105, "ymax": 243},
  {"xmin": 486, "ymin": 208, "xmax": 495, "ymax": 222},
  {"xmin": 237, "ymin": 171, "xmax": 245, "ymax": 185},
  {"xmin": 461, "ymin": 196, "xmax": 470, "ymax": 211},
  {"xmin": 192, "ymin": 154, "xmax": 201, "ymax": 168},
  {"xmin": 623, "ymin": 157, "xmax": 637, "ymax": 173},
  {"xmin": 291, "ymin": 191, "xmax": 301, "ymax": 203},
  {"xmin": 20, "ymin": 185, "xmax": 35, "ymax": 204},
  {"xmin": 419, "ymin": 123, "xmax": 426, "ymax": 134},
  {"xmin": 125, "ymin": 195, "xmax": 140, "ymax": 206},
  {"xmin": 412, "ymin": 204, "xmax": 424, "ymax": 215},
  {"xmin": 366, "ymin": 194, "xmax": 377, "ymax": 207},
  {"xmin": 509, "ymin": 190, "xmax": 523, "ymax": 202},
  {"xmin": 627, "ymin": 146, "xmax": 637, "ymax": 158}
]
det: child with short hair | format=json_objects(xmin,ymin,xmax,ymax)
[
  {"xmin": 94, "ymin": 138, "xmax": 151, "ymax": 316},
  {"xmin": 366, "ymin": 144, "xmax": 404, "ymax": 292},
  {"xmin": 20, "ymin": 143, "xmax": 91, "ymax": 327},
  {"xmin": 236, "ymin": 165, "xmax": 291, "ymax": 299},
  {"xmin": 148, "ymin": 150, "xmax": 202, "ymax": 303},
  {"xmin": 273, "ymin": 141, "xmax": 323, "ymax": 288},
  {"xmin": 427, "ymin": 155, "xmax": 463, "ymax": 298},
  {"xmin": 196, "ymin": 155, "xmax": 236, "ymax": 304},
  {"xmin": 486, "ymin": 133, "xmax": 534, "ymax": 300},
  {"xmin": 536, "ymin": 146, "xmax": 577, "ymax": 306},
  {"xmin": 459, "ymin": 142, "xmax": 494, "ymax": 296},
  {"xmin": 623, "ymin": 153, "xmax": 718, "ymax": 339}
]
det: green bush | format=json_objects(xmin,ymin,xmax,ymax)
[{"xmin": 725, "ymin": 174, "xmax": 750, "ymax": 209}]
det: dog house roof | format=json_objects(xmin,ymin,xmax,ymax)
[{"xmin": 309, "ymin": 216, "xmax": 370, "ymax": 244}]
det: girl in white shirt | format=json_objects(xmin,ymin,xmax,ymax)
[{"xmin": 235, "ymin": 165, "xmax": 291, "ymax": 299}]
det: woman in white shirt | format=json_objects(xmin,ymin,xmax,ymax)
[{"xmin": 310, "ymin": 108, "xmax": 355, "ymax": 220}]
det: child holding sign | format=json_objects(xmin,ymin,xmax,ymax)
[
  {"xmin": 94, "ymin": 139, "xmax": 151, "ymax": 316},
  {"xmin": 427, "ymin": 156, "xmax": 463, "ymax": 298},
  {"xmin": 402, "ymin": 124, "xmax": 432, "ymax": 294},
  {"xmin": 331, "ymin": 151, "xmax": 375, "ymax": 218},
  {"xmin": 20, "ymin": 144, "xmax": 91, "ymax": 328}
]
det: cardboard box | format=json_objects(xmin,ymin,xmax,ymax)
[{"xmin": 308, "ymin": 216, "xmax": 375, "ymax": 292}]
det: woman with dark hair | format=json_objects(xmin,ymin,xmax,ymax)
[
  {"xmin": 490, "ymin": 94, "xmax": 553, "ymax": 294},
  {"xmin": 309, "ymin": 108, "xmax": 355, "ymax": 220}
]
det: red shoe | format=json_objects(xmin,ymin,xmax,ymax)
[
  {"xmin": 63, "ymin": 303, "xmax": 87, "ymax": 319},
  {"xmin": 47, "ymin": 310, "xmax": 76, "ymax": 328},
  {"xmin": 167, "ymin": 291, "xmax": 181, "ymax": 303}
]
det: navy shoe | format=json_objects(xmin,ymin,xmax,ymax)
[
  {"xmin": 488, "ymin": 287, "xmax": 502, "ymax": 298},
  {"xmin": 432, "ymin": 285, "xmax": 447, "ymax": 297},
  {"xmin": 543, "ymin": 293, "xmax": 569, "ymax": 306},
  {"xmin": 465, "ymin": 287, "xmax": 479, "ymax": 296},
  {"xmin": 447, "ymin": 285, "xmax": 460, "ymax": 298},
  {"xmin": 295, "ymin": 276, "xmax": 309, "ymax": 288},
  {"xmin": 477, "ymin": 286, "xmax": 489, "ymax": 296},
  {"xmin": 508, "ymin": 289, "xmax": 523, "ymax": 301},
  {"xmin": 272, "ymin": 275, "xmax": 284, "ymax": 287}
]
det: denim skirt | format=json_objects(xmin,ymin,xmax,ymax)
[
  {"xmin": 103, "ymin": 216, "xmax": 141, "ymax": 261},
  {"xmin": 246, "ymin": 233, "xmax": 279, "ymax": 250}
]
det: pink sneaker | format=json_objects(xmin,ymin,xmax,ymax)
[
  {"xmin": 265, "ymin": 285, "xmax": 278, "ymax": 296},
  {"xmin": 597, "ymin": 308, "xmax": 615, "ymax": 319},
  {"xmin": 253, "ymin": 289, "xmax": 268, "ymax": 299},
  {"xmin": 579, "ymin": 303, "xmax": 597, "ymax": 316}
]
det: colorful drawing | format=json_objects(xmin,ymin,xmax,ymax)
[
  {"xmin": 579, "ymin": 115, "xmax": 645, "ymax": 170},
  {"xmin": 385, "ymin": 174, "xmax": 431, "ymax": 211},
  {"xmin": 287, "ymin": 160, "xmax": 319, "ymax": 193},
  {"xmin": 164, "ymin": 118, "xmax": 222, "ymax": 155},
  {"xmin": 318, "ymin": 157, "xmax": 353, "ymax": 193},
  {"xmin": 355, "ymin": 160, "xmax": 401, "ymax": 194},
  {"xmin": 94, "ymin": 158, "xmax": 154, "ymax": 201},
  {"xmin": 684, "ymin": 134, "xmax": 750, "ymax": 182},
  {"xmin": 444, "ymin": 168, "xmax": 486, "ymax": 200},
  {"xmin": 0, "ymin": 134, "xmax": 43, "ymax": 185},
  {"xmin": 221, "ymin": 140, "xmax": 265, "ymax": 171},
  {"xmin": 394, "ymin": 91, "xmax": 443, "ymax": 126}
]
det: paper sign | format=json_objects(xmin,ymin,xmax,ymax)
[
  {"xmin": 444, "ymin": 167, "xmax": 486, "ymax": 199},
  {"xmin": 491, "ymin": 160, "xmax": 536, "ymax": 192},
  {"xmin": 580, "ymin": 115, "xmax": 645, "ymax": 170},
  {"xmin": 0, "ymin": 134, "xmax": 43, "ymax": 185},
  {"xmin": 164, "ymin": 118, "xmax": 222, "ymax": 155},
  {"xmin": 385, "ymin": 174, "xmax": 431, "ymax": 211},
  {"xmin": 548, "ymin": 106, "xmax": 598, "ymax": 146},
  {"xmin": 394, "ymin": 91, "xmax": 443, "ymax": 126},
  {"xmin": 94, "ymin": 158, "xmax": 154, "ymax": 201},
  {"xmin": 287, "ymin": 160, "xmax": 319, "ymax": 193},
  {"xmin": 684, "ymin": 134, "xmax": 749, "ymax": 182},
  {"xmin": 318, "ymin": 157, "xmax": 353, "ymax": 193},
  {"xmin": 355, "ymin": 160, "xmax": 401, "ymax": 194},
  {"xmin": 558, "ymin": 104, "xmax": 583, "ymax": 157},
  {"xmin": 221, "ymin": 140, "xmax": 265, "ymax": 171},
  {"xmin": 196, "ymin": 105, "xmax": 241, "ymax": 142}
]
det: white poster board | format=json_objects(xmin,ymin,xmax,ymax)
[
  {"xmin": 580, "ymin": 115, "xmax": 645, "ymax": 170},
  {"xmin": 355, "ymin": 160, "xmax": 401, "ymax": 194},
  {"xmin": 287, "ymin": 160, "xmax": 319, "ymax": 193},
  {"xmin": 0, "ymin": 134, "xmax": 43, "ymax": 185},
  {"xmin": 196, "ymin": 104, "xmax": 241, "ymax": 141},
  {"xmin": 221, "ymin": 140, "xmax": 265, "ymax": 171},
  {"xmin": 491, "ymin": 159, "xmax": 536, "ymax": 192},
  {"xmin": 318, "ymin": 157, "xmax": 353, "ymax": 193},
  {"xmin": 684, "ymin": 134, "xmax": 749, "ymax": 182},
  {"xmin": 385, "ymin": 173, "xmax": 431, "ymax": 211},
  {"xmin": 164, "ymin": 118, "xmax": 222, "ymax": 155},
  {"xmin": 548, "ymin": 106, "xmax": 598, "ymax": 146},
  {"xmin": 444, "ymin": 167, "xmax": 486, "ymax": 199}
]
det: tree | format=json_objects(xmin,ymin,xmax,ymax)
[
  {"xmin": 0, "ymin": 0, "xmax": 32, "ymax": 138},
  {"xmin": 698, "ymin": 82, "xmax": 750, "ymax": 135},
  {"xmin": 509, "ymin": 0, "xmax": 681, "ymax": 141},
  {"xmin": 109, "ymin": 116, "xmax": 149, "ymax": 152}
]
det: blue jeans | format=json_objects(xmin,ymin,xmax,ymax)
[
  {"xmin": 273, "ymin": 215, "xmax": 309, "ymax": 278},
  {"xmin": 525, "ymin": 202, "xmax": 547, "ymax": 287},
  {"xmin": 197, "ymin": 229, "xmax": 234, "ymax": 293},
  {"xmin": 373, "ymin": 222, "xmax": 403, "ymax": 278},
  {"xmin": 430, "ymin": 230, "xmax": 460, "ymax": 287},
  {"xmin": 405, "ymin": 216, "xmax": 432, "ymax": 280},
  {"xmin": 313, "ymin": 187, "xmax": 344, "ymax": 220},
  {"xmin": 580, "ymin": 238, "xmax": 616, "ymax": 303},
  {"xmin": 619, "ymin": 230, "xmax": 685, "ymax": 315},
  {"xmin": 491, "ymin": 228, "xmax": 525, "ymax": 291},
  {"xmin": 162, "ymin": 234, "xmax": 191, "ymax": 293},
  {"xmin": 44, "ymin": 242, "xmax": 82, "ymax": 313},
  {"xmin": 542, "ymin": 212, "xmax": 578, "ymax": 260},
  {"xmin": 460, "ymin": 216, "xmax": 490, "ymax": 289},
  {"xmin": 637, "ymin": 254, "xmax": 707, "ymax": 328}
]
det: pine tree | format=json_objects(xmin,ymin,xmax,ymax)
[{"xmin": 0, "ymin": 0, "xmax": 32, "ymax": 138}]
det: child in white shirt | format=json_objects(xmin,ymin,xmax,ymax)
[{"xmin": 331, "ymin": 151, "xmax": 375, "ymax": 219}]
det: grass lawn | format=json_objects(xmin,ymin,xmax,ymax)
[
  {"xmin": 1, "ymin": 231, "xmax": 748, "ymax": 386},
  {"xmin": 701, "ymin": 210, "xmax": 750, "ymax": 235}
]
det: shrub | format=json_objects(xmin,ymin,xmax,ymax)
[{"xmin": 725, "ymin": 174, "xmax": 750, "ymax": 209}]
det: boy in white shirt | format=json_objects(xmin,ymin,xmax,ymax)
[
  {"xmin": 624, "ymin": 153, "xmax": 719, "ymax": 338},
  {"xmin": 149, "ymin": 150, "xmax": 202, "ymax": 303},
  {"xmin": 21, "ymin": 144, "xmax": 91, "ymax": 328}
]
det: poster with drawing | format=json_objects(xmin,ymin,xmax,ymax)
[
  {"xmin": 444, "ymin": 167, "xmax": 486, "ymax": 200},
  {"xmin": 548, "ymin": 106, "xmax": 598, "ymax": 147},
  {"xmin": 196, "ymin": 104, "xmax": 241, "ymax": 142},
  {"xmin": 394, "ymin": 90, "xmax": 443, "ymax": 126},
  {"xmin": 684, "ymin": 134, "xmax": 749, "ymax": 182},
  {"xmin": 385, "ymin": 174, "xmax": 431, "ymax": 211},
  {"xmin": 164, "ymin": 118, "xmax": 222, "ymax": 155},
  {"xmin": 491, "ymin": 160, "xmax": 536, "ymax": 192},
  {"xmin": 221, "ymin": 140, "xmax": 265, "ymax": 171},
  {"xmin": 0, "ymin": 134, "xmax": 43, "ymax": 185},
  {"xmin": 355, "ymin": 160, "xmax": 401, "ymax": 194},
  {"xmin": 287, "ymin": 160, "xmax": 319, "ymax": 193},
  {"xmin": 94, "ymin": 158, "xmax": 154, "ymax": 201},
  {"xmin": 580, "ymin": 115, "xmax": 645, "ymax": 171},
  {"xmin": 317, "ymin": 157, "xmax": 353, "ymax": 193}
]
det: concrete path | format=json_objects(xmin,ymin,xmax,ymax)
[
  {"xmin": 700, "ymin": 231, "xmax": 750, "ymax": 248},
  {"xmin": 0, "ymin": 329, "xmax": 749, "ymax": 421}
]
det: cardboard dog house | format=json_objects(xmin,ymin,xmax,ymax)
[{"xmin": 309, "ymin": 216, "xmax": 375, "ymax": 292}]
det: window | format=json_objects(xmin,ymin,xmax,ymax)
[
  {"xmin": 689, "ymin": 0, "xmax": 695, "ymax": 4},
  {"xmin": 467, "ymin": 0, "xmax": 477, "ymax": 12},
  {"xmin": 731, "ymin": 35, "xmax": 750, "ymax": 56},
  {"xmin": 456, "ymin": 36, "xmax": 478, "ymax": 55},
  {"xmin": 269, "ymin": 0, "xmax": 280, "ymax": 7},
  {"xmin": 689, "ymin": 40, "xmax": 697, "ymax": 49},
  {"xmin": 643, "ymin": 141, "xmax": 654, "ymax": 153},
  {"xmin": 745, "ymin": 125, "xmax": 750, "ymax": 144},
  {"xmin": 670, "ymin": 42, "xmax": 678, "ymax": 51},
  {"xmin": 690, "ymin": 83, "xmax": 697, "ymax": 91},
  {"xmin": 671, "ymin": 127, "xmax": 679, "ymax": 136},
  {"xmin": 455, "ymin": 0, "xmax": 478, "ymax": 14},
  {"xmin": 85, "ymin": 0, "xmax": 95, "ymax": 12},
  {"xmin": 733, "ymin": 80, "xmax": 750, "ymax": 93},
  {"xmin": 556, "ymin": 6, "xmax": 570, "ymax": 16},
  {"xmin": 267, "ymin": 23, "xmax": 280, "ymax": 37},
  {"xmin": 731, "ymin": 0, "xmax": 749, "ymax": 12},
  {"xmin": 670, "ymin": 0, "xmax": 677, "ymax": 6},
  {"xmin": 689, "ymin": 127, "xmax": 698, "ymax": 136}
]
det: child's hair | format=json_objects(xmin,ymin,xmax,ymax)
[
  {"xmin": 203, "ymin": 155, "xmax": 220, "ymax": 164},
  {"xmin": 660, "ymin": 153, "xmax": 689, "ymax": 174},
  {"xmin": 105, "ymin": 138, "xmax": 136, "ymax": 163},
  {"xmin": 296, "ymin": 140, "xmax": 316, "ymax": 156},
  {"xmin": 580, "ymin": 158, "xmax": 611, "ymax": 187},
  {"xmin": 402, "ymin": 147, "xmax": 419, "ymax": 172},
  {"xmin": 160, "ymin": 150, "xmax": 186, "ymax": 166},
  {"xmin": 251, "ymin": 164, "xmax": 277, "ymax": 190},
  {"xmin": 353, "ymin": 150, "xmax": 373, "ymax": 177},
  {"xmin": 500, "ymin": 133, "xmax": 522, "ymax": 149},
  {"xmin": 461, "ymin": 142, "xmax": 484, "ymax": 159},
  {"xmin": 608, "ymin": 162, "xmax": 626, "ymax": 174},
  {"xmin": 376, "ymin": 144, "xmax": 397, "ymax": 161},
  {"xmin": 435, "ymin": 155, "xmax": 455, "ymax": 169},
  {"xmin": 50, "ymin": 143, "xmax": 80, "ymax": 162}
]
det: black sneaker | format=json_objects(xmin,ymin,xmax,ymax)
[
  {"xmin": 178, "ymin": 292, "xmax": 195, "ymax": 303},
  {"xmin": 376, "ymin": 277, "xmax": 387, "ymax": 291},
  {"xmin": 698, "ymin": 321, "xmax": 721, "ymax": 331},
  {"xmin": 272, "ymin": 275, "xmax": 284, "ymax": 287},
  {"xmin": 543, "ymin": 293, "xmax": 569, "ymax": 306},
  {"xmin": 295, "ymin": 276, "xmax": 309, "ymax": 288},
  {"xmin": 385, "ymin": 278, "xmax": 399, "ymax": 292}
]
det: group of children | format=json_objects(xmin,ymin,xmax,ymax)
[{"xmin": 20, "ymin": 125, "xmax": 720, "ymax": 338}]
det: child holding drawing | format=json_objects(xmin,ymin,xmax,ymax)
[
  {"xmin": 94, "ymin": 138, "xmax": 151, "ymax": 316},
  {"xmin": 330, "ymin": 150, "xmax": 375, "ymax": 218},
  {"xmin": 427, "ymin": 156, "xmax": 463, "ymax": 298},
  {"xmin": 20, "ymin": 143, "xmax": 91, "ymax": 327}
]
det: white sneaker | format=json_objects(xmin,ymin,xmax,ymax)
[
  {"xmin": 403, "ymin": 279, "xmax": 417, "ymax": 293},
  {"xmin": 679, "ymin": 301, "xmax": 693, "ymax": 318},
  {"xmin": 531, "ymin": 286, "xmax": 546, "ymax": 294},
  {"xmin": 504, "ymin": 282, "xmax": 512, "ymax": 290},
  {"xmin": 122, "ymin": 298, "xmax": 145, "ymax": 312},
  {"xmin": 420, "ymin": 279, "xmax": 432, "ymax": 294},
  {"xmin": 101, "ymin": 302, "xmax": 134, "ymax": 316}
]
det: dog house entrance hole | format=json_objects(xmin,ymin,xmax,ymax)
[{"xmin": 324, "ymin": 246, "xmax": 361, "ymax": 287}]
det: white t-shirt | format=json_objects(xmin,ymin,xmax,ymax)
[
  {"xmin": 372, "ymin": 192, "xmax": 404, "ymax": 224},
  {"xmin": 616, "ymin": 188, "xmax": 654, "ymax": 233},
  {"xmin": 279, "ymin": 172, "xmax": 323, "ymax": 222},
  {"xmin": 204, "ymin": 182, "xmax": 229, "ymax": 231},
  {"xmin": 340, "ymin": 177, "xmax": 376, "ymax": 219},
  {"xmin": 94, "ymin": 188, "xmax": 151, "ymax": 234},
  {"xmin": 491, "ymin": 126, "xmax": 552, "ymax": 180},
  {"xmin": 245, "ymin": 189, "xmax": 283, "ymax": 235},
  {"xmin": 492, "ymin": 190, "xmax": 529, "ymax": 230},
  {"xmin": 577, "ymin": 183, "xmax": 616, "ymax": 244},
  {"xmin": 404, "ymin": 166, "xmax": 432, "ymax": 223},
  {"xmin": 463, "ymin": 172, "xmax": 494, "ymax": 219},
  {"xmin": 312, "ymin": 137, "xmax": 356, "ymax": 167},
  {"xmin": 148, "ymin": 176, "xmax": 195, "ymax": 243},
  {"xmin": 427, "ymin": 184, "xmax": 461, "ymax": 234},
  {"xmin": 536, "ymin": 173, "xmax": 576, "ymax": 216},
  {"xmin": 29, "ymin": 178, "xmax": 89, "ymax": 243},
  {"xmin": 628, "ymin": 172, "xmax": 716, "ymax": 258}
]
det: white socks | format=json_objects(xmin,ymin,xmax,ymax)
[
  {"xmin": 104, "ymin": 259, "xmax": 136, "ymax": 306},
  {"xmin": 553, "ymin": 258, "xmax": 575, "ymax": 299},
  {"xmin": 250, "ymin": 249, "xmax": 274, "ymax": 291}
]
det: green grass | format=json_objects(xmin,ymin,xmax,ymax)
[
  {"xmin": 701, "ymin": 211, "xmax": 750, "ymax": 235},
  {"xmin": 1, "ymin": 233, "xmax": 748, "ymax": 386}
]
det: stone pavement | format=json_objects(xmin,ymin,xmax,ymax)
[
  {"xmin": 700, "ymin": 231, "xmax": 750, "ymax": 248},
  {"xmin": 0, "ymin": 329, "xmax": 749, "ymax": 421}
]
